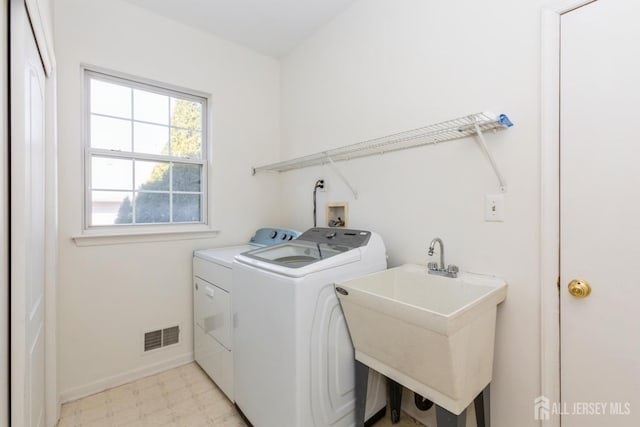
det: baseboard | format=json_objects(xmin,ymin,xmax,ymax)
[
  {"xmin": 236, "ymin": 403, "xmax": 388, "ymax": 426},
  {"xmin": 59, "ymin": 352, "xmax": 194, "ymax": 404}
]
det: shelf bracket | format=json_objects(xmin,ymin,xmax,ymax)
[
  {"xmin": 472, "ymin": 117, "xmax": 507, "ymax": 193},
  {"xmin": 325, "ymin": 154, "xmax": 359, "ymax": 199}
]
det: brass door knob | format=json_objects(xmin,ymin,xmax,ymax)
[{"xmin": 568, "ymin": 279, "xmax": 591, "ymax": 298}]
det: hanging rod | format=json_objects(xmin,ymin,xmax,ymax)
[{"xmin": 251, "ymin": 112, "xmax": 512, "ymax": 176}]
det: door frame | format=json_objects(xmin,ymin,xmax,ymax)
[
  {"xmin": 23, "ymin": 0, "xmax": 55, "ymax": 76},
  {"xmin": 540, "ymin": 1, "xmax": 597, "ymax": 426},
  {"xmin": 1, "ymin": 1, "xmax": 9, "ymax": 425}
]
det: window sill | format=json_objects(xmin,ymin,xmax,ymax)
[{"xmin": 72, "ymin": 226, "xmax": 220, "ymax": 247}]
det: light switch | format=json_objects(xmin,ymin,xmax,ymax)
[{"xmin": 485, "ymin": 194, "xmax": 504, "ymax": 222}]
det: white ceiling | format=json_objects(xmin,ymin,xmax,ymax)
[{"xmin": 121, "ymin": 0, "xmax": 357, "ymax": 58}]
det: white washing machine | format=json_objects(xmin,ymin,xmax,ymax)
[
  {"xmin": 192, "ymin": 227, "xmax": 300, "ymax": 401},
  {"xmin": 233, "ymin": 227, "xmax": 388, "ymax": 427}
]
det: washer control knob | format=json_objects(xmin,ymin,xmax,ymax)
[
  {"xmin": 281, "ymin": 234, "xmax": 288, "ymax": 240},
  {"xmin": 326, "ymin": 232, "xmax": 337, "ymax": 238},
  {"xmin": 270, "ymin": 230, "xmax": 278, "ymax": 239}
]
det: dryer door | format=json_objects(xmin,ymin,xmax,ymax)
[{"xmin": 194, "ymin": 278, "xmax": 231, "ymax": 350}]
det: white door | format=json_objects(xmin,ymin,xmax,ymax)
[
  {"xmin": 560, "ymin": 0, "xmax": 640, "ymax": 425},
  {"xmin": 10, "ymin": 0, "xmax": 47, "ymax": 426}
]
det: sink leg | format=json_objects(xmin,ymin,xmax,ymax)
[
  {"xmin": 355, "ymin": 361, "xmax": 369, "ymax": 427},
  {"xmin": 388, "ymin": 378, "xmax": 403, "ymax": 424},
  {"xmin": 435, "ymin": 405, "xmax": 467, "ymax": 427},
  {"xmin": 474, "ymin": 384, "xmax": 491, "ymax": 427}
]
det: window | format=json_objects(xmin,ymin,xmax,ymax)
[{"xmin": 84, "ymin": 68, "xmax": 208, "ymax": 229}]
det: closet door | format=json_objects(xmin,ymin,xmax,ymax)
[
  {"xmin": 10, "ymin": 0, "xmax": 47, "ymax": 425},
  {"xmin": 560, "ymin": 1, "xmax": 640, "ymax": 425}
]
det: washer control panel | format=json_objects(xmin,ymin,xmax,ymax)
[
  {"xmin": 298, "ymin": 228, "xmax": 372, "ymax": 248},
  {"xmin": 251, "ymin": 227, "xmax": 301, "ymax": 247}
]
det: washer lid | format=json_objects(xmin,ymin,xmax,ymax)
[
  {"xmin": 234, "ymin": 240, "xmax": 363, "ymax": 277},
  {"xmin": 242, "ymin": 241, "xmax": 349, "ymax": 268}
]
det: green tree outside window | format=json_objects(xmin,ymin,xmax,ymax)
[{"xmin": 115, "ymin": 99, "xmax": 203, "ymax": 224}]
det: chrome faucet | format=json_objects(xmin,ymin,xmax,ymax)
[{"xmin": 427, "ymin": 237, "xmax": 459, "ymax": 278}]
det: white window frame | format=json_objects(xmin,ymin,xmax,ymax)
[{"xmin": 80, "ymin": 65, "xmax": 213, "ymax": 239}]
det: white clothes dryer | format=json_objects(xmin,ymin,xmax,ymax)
[
  {"xmin": 232, "ymin": 228, "xmax": 388, "ymax": 427},
  {"xmin": 193, "ymin": 227, "xmax": 300, "ymax": 401}
]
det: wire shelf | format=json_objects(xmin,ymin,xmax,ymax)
[{"xmin": 252, "ymin": 112, "xmax": 513, "ymax": 174}]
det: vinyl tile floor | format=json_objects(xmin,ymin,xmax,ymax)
[{"xmin": 56, "ymin": 362, "xmax": 425, "ymax": 427}]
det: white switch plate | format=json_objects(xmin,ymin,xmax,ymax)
[{"xmin": 485, "ymin": 194, "xmax": 504, "ymax": 222}]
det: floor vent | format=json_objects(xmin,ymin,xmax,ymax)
[
  {"xmin": 163, "ymin": 326, "xmax": 180, "ymax": 346},
  {"xmin": 144, "ymin": 326, "xmax": 180, "ymax": 352}
]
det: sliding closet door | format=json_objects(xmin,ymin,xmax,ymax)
[{"xmin": 10, "ymin": 0, "xmax": 47, "ymax": 425}]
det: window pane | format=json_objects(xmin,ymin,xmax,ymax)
[
  {"xmin": 91, "ymin": 191, "xmax": 133, "ymax": 225},
  {"xmin": 134, "ymin": 192, "xmax": 169, "ymax": 223},
  {"xmin": 173, "ymin": 194, "xmax": 201, "ymax": 222},
  {"xmin": 172, "ymin": 163, "xmax": 201, "ymax": 192},
  {"xmin": 170, "ymin": 128, "xmax": 202, "ymax": 159},
  {"xmin": 91, "ymin": 157, "xmax": 132, "ymax": 190},
  {"xmin": 90, "ymin": 115, "xmax": 131, "ymax": 151},
  {"xmin": 90, "ymin": 79, "xmax": 131, "ymax": 119},
  {"xmin": 133, "ymin": 122, "xmax": 169, "ymax": 155},
  {"xmin": 134, "ymin": 89, "xmax": 169, "ymax": 125},
  {"xmin": 135, "ymin": 160, "xmax": 169, "ymax": 191},
  {"xmin": 171, "ymin": 98, "xmax": 201, "ymax": 130},
  {"xmin": 86, "ymin": 70, "xmax": 207, "ymax": 228}
]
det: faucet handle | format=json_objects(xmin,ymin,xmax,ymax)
[
  {"xmin": 447, "ymin": 265, "xmax": 459, "ymax": 276},
  {"xmin": 427, "ymin": 262, "xmax": 439, "ymax": 271}
]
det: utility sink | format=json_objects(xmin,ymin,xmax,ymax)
[{"xmin": 335, "ymin": 263, "xmax": 507, "ymax": 415}]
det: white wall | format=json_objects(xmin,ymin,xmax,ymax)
[
  {"xmin": 54, "ymin": 0, "xmax": 282, "ymax": 400},
  {"xmin": 279, "ymin": 1, "xmax": 545, "ymax": 426}
]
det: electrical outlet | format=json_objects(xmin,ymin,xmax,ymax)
[
  {"xmin": 485, "ymin": 194, "xmax": 504, "ymax": 222},
  {"xmin": 316, "ymin": 178, "xmax": 325, "ymax": 192}
]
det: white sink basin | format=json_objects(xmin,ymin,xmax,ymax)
[{"xmin": 335, "ymin": 263, "xmax": 507, "ymax": 415}]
